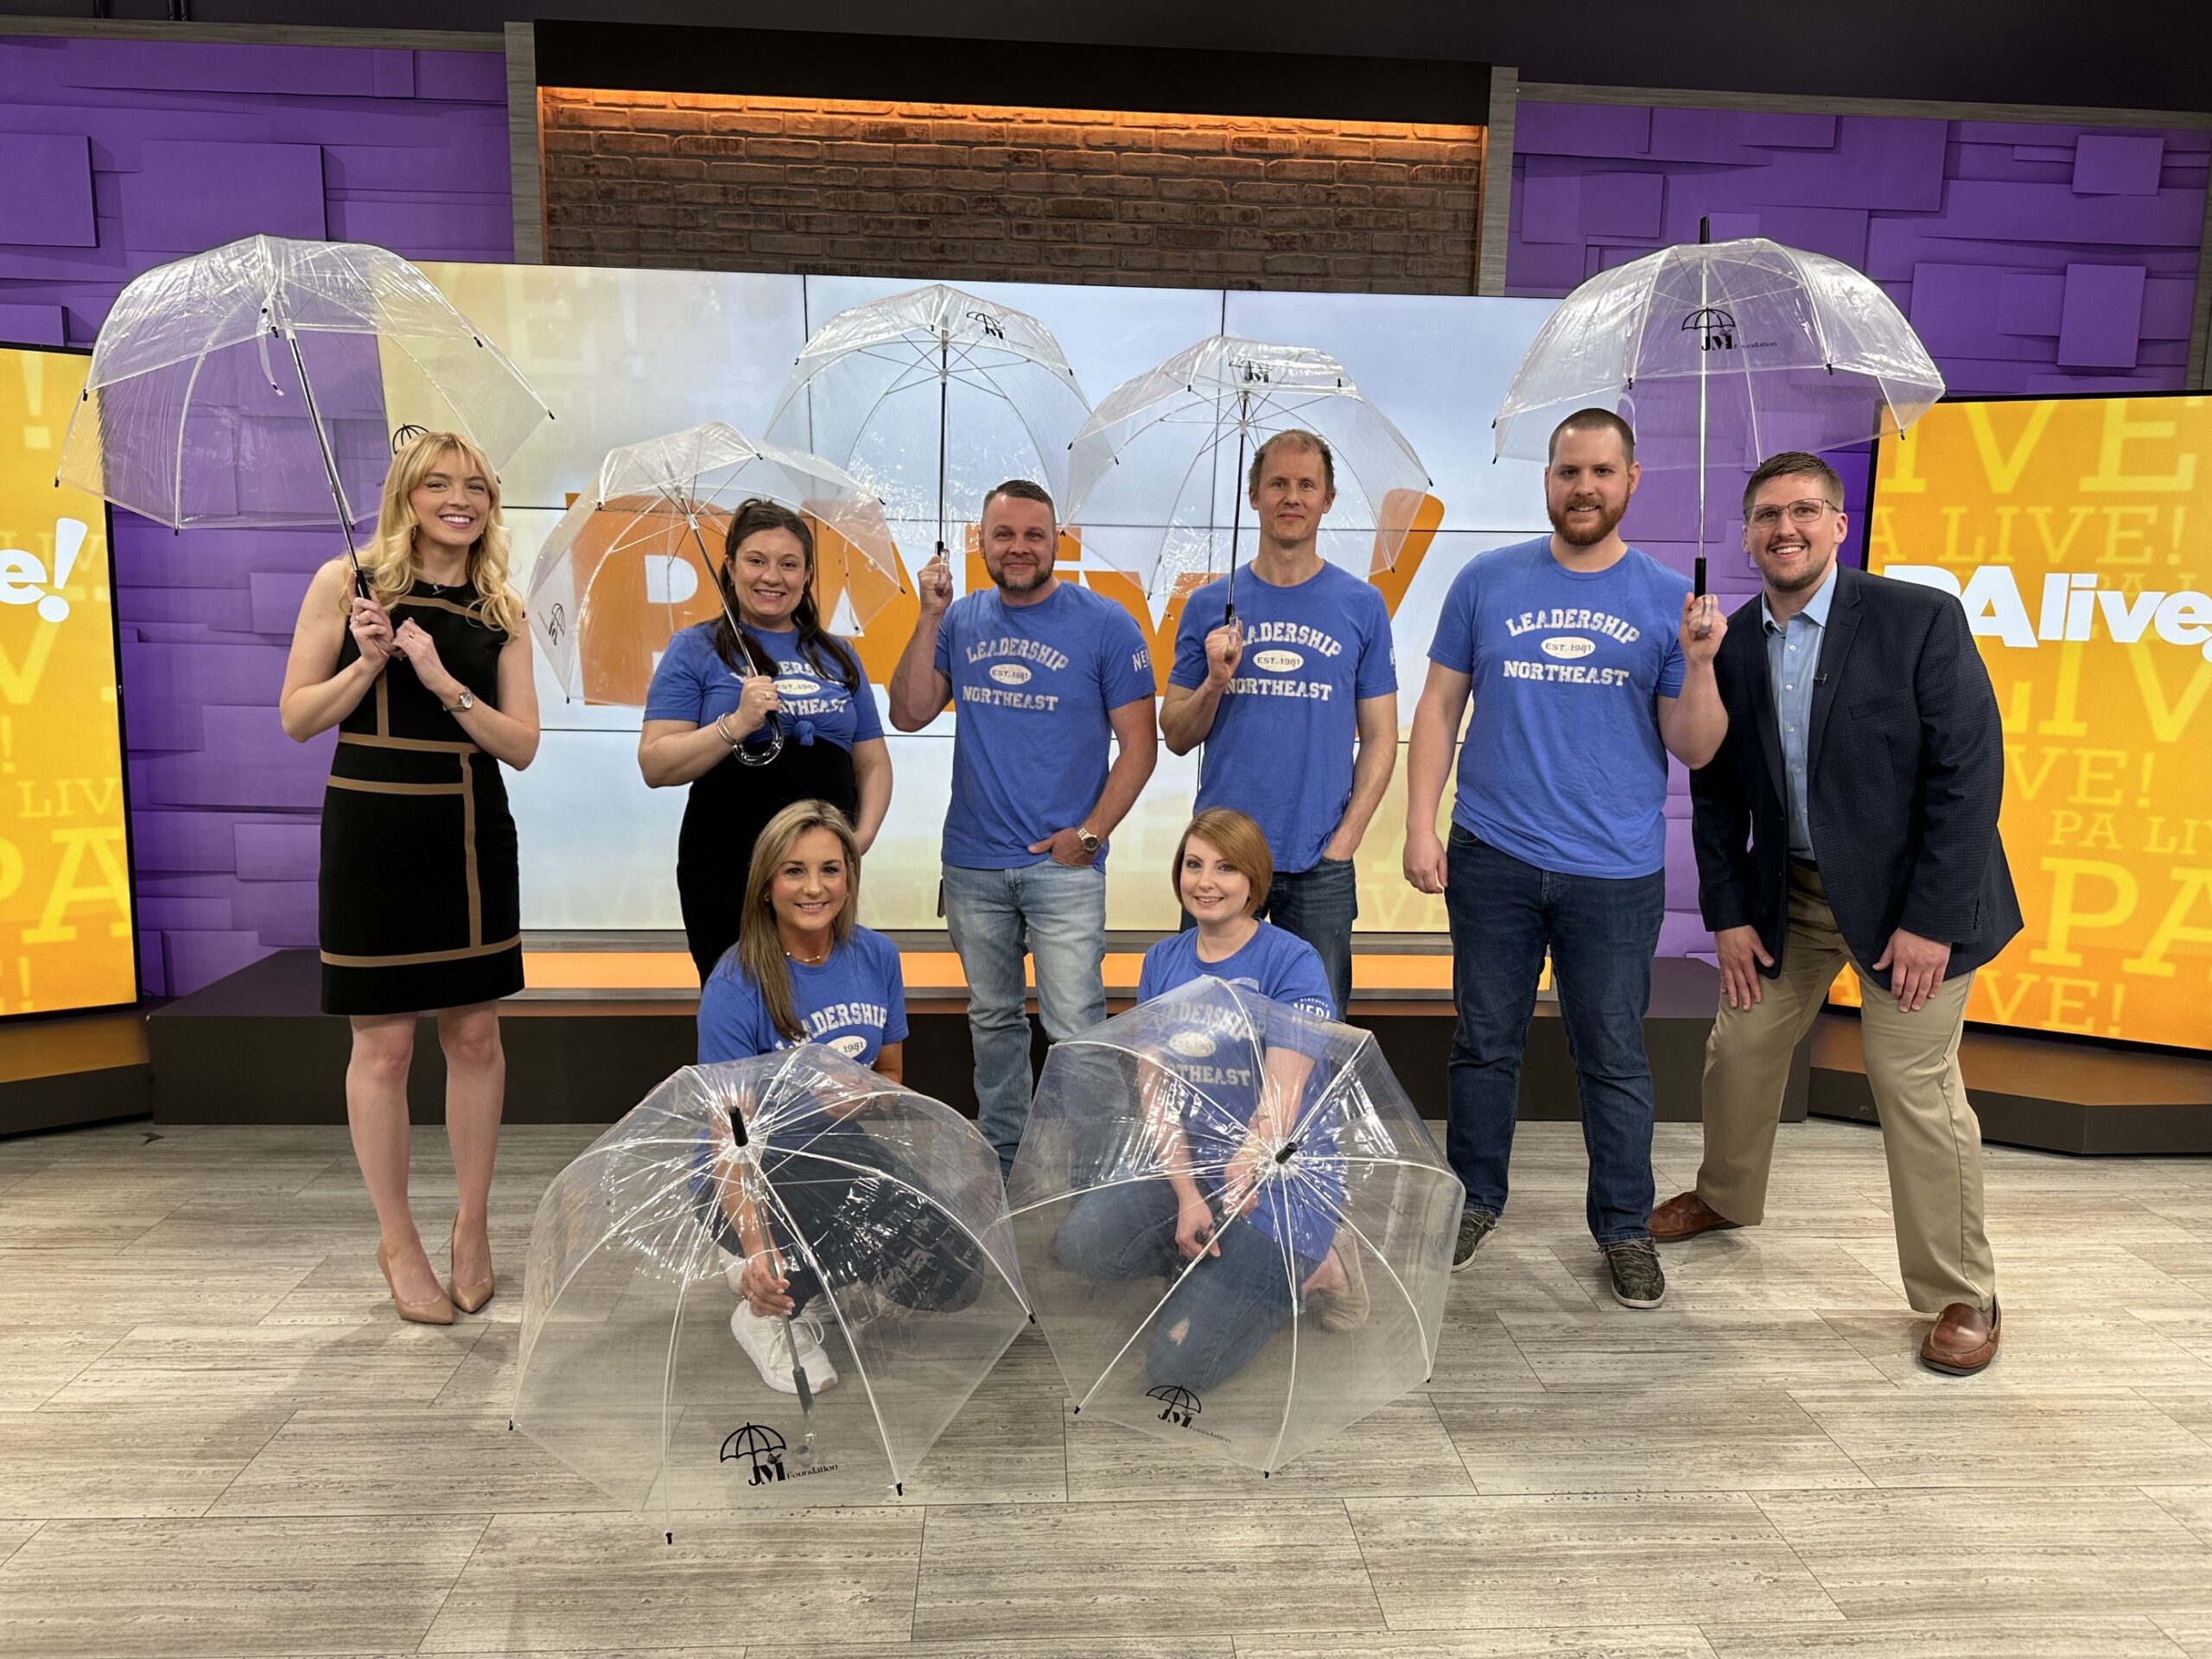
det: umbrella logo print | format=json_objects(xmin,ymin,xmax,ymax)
[
  {"xmin": 1147, "ymin": 1385, "xmax": 1202, "ymax": 1427},
  {"xmin": 719, "ymin": 1423, "xmax": 788, "ymax": 1486},
  {"xmin": 964, "ymin": 309, "xmax": 1007, "ymax": 340},
  {"xmin": 1232, "ymin": 358, "xmax": 1273, "ymax": 385},
  {"xmin": 1682, "ymin": 307, "xmax": 1737, "ymax": 353},
  {"xmin": 543, "ymin": 602, "xmax": 565, "ymax": 644}
]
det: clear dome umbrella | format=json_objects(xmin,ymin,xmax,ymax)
[
  {"xmin": 1007, "ymin": 977, "xmax": 1460, "ymax": 1475},
  {"xmin": 514, "ymin": 1050, "xmax": 1030, "ymax": 1530},
  {"xmin": 1064, "ymin": 335, "xmax": 1433, "ymax": 619},
  {"xmin": 1493, "ymin": 233, "xmax": 1944, "ymax": 575},
  {"xmin": 56, "ymin": 233, "xmax": 550, "ymax": 586},
  {"xmin": 524, "ymin": 422, "xmax": 899, "ymax": 710},
  {"xmin": 762, "ymin": 283, "xmax": 1090, "ymax": 563}
]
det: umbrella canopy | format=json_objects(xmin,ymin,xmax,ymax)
[
  {"xmin": 1008, "ymin": 977, "xmax": 1459, "ymax": 1475},
  {"xmin": 762, "ymin": 283, "xmax": 1090, "ymax": 557},
  {"xmin": 525, "ymin": 422, "xmax": 899, "ymax": 708},
  {"xmin": 1492, "ymin": 236, "xmax": 1944, "ymax": 473},
  {"xmin": 56, "ymin": 234, "xmax": 549, "ymax": 535},
  {"xmin": 1064, "ymin": 335, "xmax": 1433, "ymax": 608},
  {"xmin": 515, "ymin": 1050, "xmax": 1029, "ymax": 1525}
]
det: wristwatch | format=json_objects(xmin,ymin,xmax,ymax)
[
  {"xmin": 446, "ymin": 688, "xmax": 476, "ymax": 715},
  {"xmin": 1075, "ymin": 826, "xmax": 1101, "ymax": 855}
]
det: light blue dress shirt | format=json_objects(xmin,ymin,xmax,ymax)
[{"xmin": 1761, "ymin": 562, "xmax": 1839, "ymax": 861}]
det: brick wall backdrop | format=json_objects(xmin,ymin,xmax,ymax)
[
  {"xmin": 537, "ymin": 91, "xmax": 1485, "ymax": 294},
  {"xmin": 0, "ymin": 33, "xmax": 513, "ymax": 998}
]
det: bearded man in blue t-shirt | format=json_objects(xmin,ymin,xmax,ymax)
[
  {"xmin": 889, "ymin": 480, "xmax": 1159, "ymax": 1176},
  {"xmin": 1402, "ymin": 409, "xmax": 1727, "ymax": 1310},
  {"xmin": 1160, "ymin": 429, "xmax": 1399, "ymax": 1019}
]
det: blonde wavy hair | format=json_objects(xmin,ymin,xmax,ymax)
[
  {"xmin": 355, "ymin": 429, "xmax": 522, "ymax": 636},
  {"xmin": 735, "ymin": 800, "xmax": 862, "ymax": 1045}
]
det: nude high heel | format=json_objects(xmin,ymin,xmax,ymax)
[
  {"xmin": 377, "ymin": 1242, "xmax": 456, "ymax": 1325},
  {"xmin": 448, "ymin": 1220, "xmax": 495, "ymax": 1314}
]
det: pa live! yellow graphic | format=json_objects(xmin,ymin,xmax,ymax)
[
  {"xmin": 1, "ymin": 346, "xmax": 136, "ymax": 1017},
  {"xmin": 1864, "ymin": 395, "xmax": 2211, "ymax": 1051}
]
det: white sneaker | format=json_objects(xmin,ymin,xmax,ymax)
[
  {"xmin": 729, "ymin": 1302, "xmax": 840, "ymax": 1395},
  {"xmin": 720, "ymin": 1246, "xmax": 747, "ymax": 1297}
]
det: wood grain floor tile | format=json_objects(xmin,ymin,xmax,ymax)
[
  {"xmin": 210, "ymin": 1408, "xmax": 617, "ymax": 1516},
  {"xmin": 421, "ymin": 1508, "xmax": 923, "ymax": 1653},
  {"xmin": 913, "ymin": 1500, "xmax": 1380, "ymax": 1641},
  {"xmin": 1788, "ymin": 1389, "xmax": 2212, "ymax": 1487},
  {"xmin": 2145, "ymin": 1484, "xmax": 2212, "ymax": 1547},
  {"xmin": 1754, "ymin": 1486, "xmax": 2212, "ymax": 1621},
  {"xmin": 1421, "ymin": 1306, "xmax": 1546, "ymax": 1393},
  {"xmin": 0, "ymin": 1327, "xmax": 129, "ymax": 1410},
  {"xmin": 752, "ymin": 1642, "xmax": 1230, "ymax": 1659},
  {"xmin": 0, "ymin": 1403, "xmax": 293, "ymax": 1517},
  {"xmin": 1234, "ymin": 1630, "xmax": 1717, "ymax": 1658},
  {"xmin": 1700, "ymin": 1615, "xmax": 2191, "ymax": 1657},
  {"xmin": 1065, "ymin": 1394, "xmax": 1472, "ymax": 1502},
  {"xmin": 1438, "ymin": 1388, "xmax": 1869, "ymax": 1495},
  {"xmin": 0, "ymin": 1249, "xmax": 321, "ymax": 1324},
  {"xmin": 1495, "ymin": 1310, "xmax": 1887, "ymax": 1392},
  {"xmin": 1346, "ymin": 1493, "xmax": 1841, "ymax": 1630},
  {"xmin": 48, "ymin": 1321, "xmax": 484, "ymax": 1408},
  {"xmin": 1816, "ymin": 1309, "xmax": 2212, "ymax": 1391},
  {"xmin": 0, "ymin": 1512, "xmax": 486, "ymax": 1657}
]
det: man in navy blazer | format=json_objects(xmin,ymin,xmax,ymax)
[{"xmin": 1650, "ymin": 450, "xmax": 2021, "ymax": 1376}]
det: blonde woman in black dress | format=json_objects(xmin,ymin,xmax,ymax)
[{"xmin": 279, "ymin": 430, "xmax": 541, "ymax": 1325}]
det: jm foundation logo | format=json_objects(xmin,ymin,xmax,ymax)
[
  {"xmin": 720, "ymin": 1422, "xmax": 838, "ymax": 1488},
  {"xmin": 1682, "ymin": 307, "xmax": 1736, "ymax": 352},
  {"xmin": 0, "ymin": 518, "xmax": 90, "ymax": 625},
  {"xmin": 1147, "ymin": 1384, "xmax": 1201, "ymax": 1427}
]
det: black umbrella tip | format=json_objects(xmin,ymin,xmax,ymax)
[{"xmin": 1273, "ymin": 1140, "xmax": 1299, "ymax": 1164}]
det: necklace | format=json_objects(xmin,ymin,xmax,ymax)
[{"xmin": 784, "ymin": 939, "xmax": 831, "ymax": 966}]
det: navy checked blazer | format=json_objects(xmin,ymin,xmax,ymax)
[{"xmin": 1689, "ymin": 563, "xmax": 2023, "ymax": 981}]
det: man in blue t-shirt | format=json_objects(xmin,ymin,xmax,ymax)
[
  {"xmin": 1402, "ymin": 409, "xmax": 1727, "ymax": 1311},
  {"xmin": 889, "ymin": 479, "xmax": 1159, "ymax": 1175},
  {"xmin": 1160, "ymin": 430, "xmax": 1399, "ymax": 1018}
]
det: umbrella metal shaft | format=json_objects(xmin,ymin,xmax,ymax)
[{"xmin": 282, "ymin": 327, "xmax": 365, "ymax": 594}]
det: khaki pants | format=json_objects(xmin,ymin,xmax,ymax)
[{"xmin": 1698, "ymin": 861, "xmax": 1996, "ymax": 1315}]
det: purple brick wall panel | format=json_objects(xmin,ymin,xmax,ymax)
[
  {"xmin": 2074, "ymin": 133, "xmax": 2164, "ymax": 194},
  {"xmin": 0, "ymin": 133, "xmax": 96, "ymax": 246},
  {"xmin": 0, "ymin": 35, "xmax": 512, "ymax": 994}
]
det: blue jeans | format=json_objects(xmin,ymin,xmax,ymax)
[
  {"xmin": 1052, "ymin": 1178, "xmax": 1314, "ymax": 1393},
  {"xmin": 1443, "ymin": 826, "xmax": 1664, "ymax": 1244},
  {"xmin": 1179, "ymin": 855, "xmax": 1359, "ymax": 1018},
  {"xmin": 943, "ymin": 860, "xmax": 1109, "ymax": 1175}
]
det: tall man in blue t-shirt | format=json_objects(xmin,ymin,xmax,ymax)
[
  {"xmin": 1160, "ymin": 429, "xmax": 1398, "ymax": 1016},
  {"xmin": 889, "ymin": 480, "xmax": 1159, "ymax": 1175},
  {"xmin": 1403, "ymin": 410, "xmax": 1727, "ymax": 1310}
]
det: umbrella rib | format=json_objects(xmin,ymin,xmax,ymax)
[
  {"xmin": 754, "ymin": 1140, "xmax": 1029, "ymax": 1319},
  {"xmin": 1298, "ymin": 1174, "xmax": 1440, "ymax": 1369},
  {"xmin": 1262, "ymin": 1220, "xmax": 1300, "ymax": 1476}
]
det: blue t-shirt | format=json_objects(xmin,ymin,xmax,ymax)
[
  {"xmin": 644, "ymin": 621, "xmax": 884, "ymax": 753},
  {"xmin": 1136, "ymin": 924, "xmax": 1338, "ymax": 1262},
  {"xmin": 696, "ymin": 925, "xmax": 910, "ymax": 1067},
  {"xmin": 1170, "ymin": 563, "xmax": 1396, "ymax": 874},
  {"xmin": 934, "ymin": 582, "xmax": 1154, "ymax": 870},
  {"xmin": 1427, "ymin": 537, "xmax": 1688, "ymax": 879}
]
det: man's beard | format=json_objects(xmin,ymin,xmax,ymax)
[
  {"xmin": 1764, "ymin": 546, "xmax": 1833, "ymax": 593},
  {"xmin": 990, "ymin": 560, "xmax": 1051, "ymax": 594},
  {"xmin": 1548, "ymin": 495, "xmax": 1625, "ymax": 549}
]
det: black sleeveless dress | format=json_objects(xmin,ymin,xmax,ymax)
[{"xmin": 319, "ymin": 582, "xmax": 524, "ymax": 1015}]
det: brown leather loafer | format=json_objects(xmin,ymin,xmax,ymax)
[
  {"xmin": 1648, "ymin": 1191, "xmax": 1741, "ymax": 1243},
  {"xmin": 1919, "ymin": 1297, "xmax": 2001, "ymax": 1375}
]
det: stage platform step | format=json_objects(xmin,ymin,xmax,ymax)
[
  {"xmin": 1808, "ymin": 1016, "xmax": 2212, "ymax": 1154},
  {"xmin": 142, "ymin": 944, "xmax": 1758, "ymax": 1130},
  {"xmin": 0, "ymin": 1009, "xmax": 149, "ymax": 1137}
]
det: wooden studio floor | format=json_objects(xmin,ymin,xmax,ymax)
[{"xmin": 1, "ymin": 1116, "xmax": 2210, "ymax": 1658}]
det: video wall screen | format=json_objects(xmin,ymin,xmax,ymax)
[
  {"xmin": 0, "ymin": 345, "xmax": 135, "ymax": 1019},
  {"xmin": 406, "ymin": 265, "xmax": 1562, "ymax": 937},
  {"xmin": 1860, "ymin": 392, "xmax": 2210, "ymax": 1052}
]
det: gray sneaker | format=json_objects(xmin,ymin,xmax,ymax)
[
  {"xmin": 1452, "ymin": 1209, "xmax": 1499, "ymax": 1272},
  {"xmin": 1604, "ymin": 1239, "xmax": 1666, "ymax": 1308}
]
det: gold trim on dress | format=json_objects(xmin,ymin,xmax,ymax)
[
  {"xmin": 375, "ymin": 670, "xmax": 390, "ymax": 736},
  {"xmin": 327, "ymin": 777, "xmax": 464, "ymax": 797},
  {"xmin": 338, "ymin": 732, "xmax": 477, "ymax": 753},
  {"xmin": 461, "ymin": 752, "xmax": 481, "ymax": 949},
  {"xmin": 394, "ymin": 594, "xmax": 495, "ymax": 620},
  {"xmin": 321, "ymin": 935, "xmax": 521, "ymax": 969}
]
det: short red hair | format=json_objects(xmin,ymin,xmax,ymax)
[{"xmin": 1172, "ymin": 809, "xmax": 1274, "ymax": 918}]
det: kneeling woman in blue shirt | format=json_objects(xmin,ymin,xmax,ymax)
[
  {"xmin": 696, "ymin": 798, "xmax": 979, "ymax": 1396},
  {"xmin": 1053, "ymin": 808, "xmax": 1367, "ymax": 1395}
]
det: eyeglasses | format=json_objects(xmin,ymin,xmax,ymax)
[{"xmin": 1747, "ymin": 499, "xmax": 1837, "ymax": 531}]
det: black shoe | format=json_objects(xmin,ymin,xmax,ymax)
[
  {"xmin": 1603, "ymin": 1238, "xmax": 1666, "ymax": 1308},
  {"xmin": 1452, "ymin": 1208, "xmax": 1499, "ymax": 1272}
]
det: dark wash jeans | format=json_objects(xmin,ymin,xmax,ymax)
[
  {"xmin": 1442, "ymin": 825, "xmax": 1665, "ymax": 1244},
  {"xmin": 1179, "ymin": 855, "xmax": 1359, "ymax": 1018}
]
